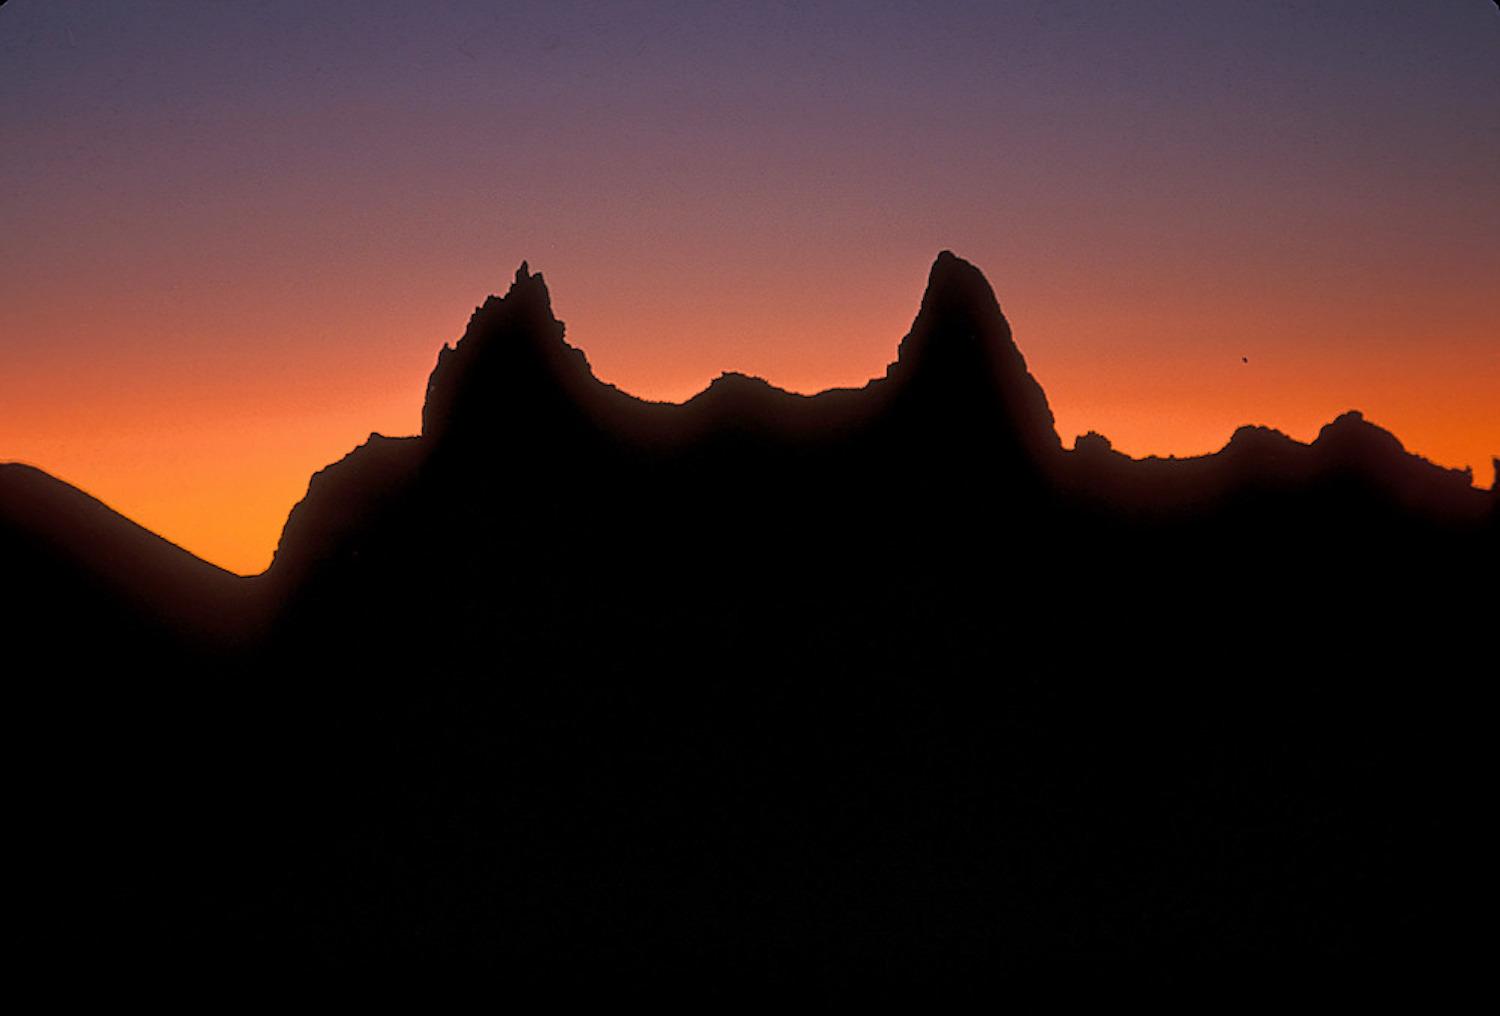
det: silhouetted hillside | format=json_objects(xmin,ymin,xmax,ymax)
[
  {"xmin": 0, "ymin": 463, "xmax": 263, "ymax": 642},
  {"xmin": 4, "ymin": 252, "xmax": 1494, "ymax": 996}
]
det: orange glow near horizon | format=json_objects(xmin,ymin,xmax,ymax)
[
  {"xmin": 3, "ymin": 2, "xmax": 1496, "ymax": 576},
  {"xmin": 3, "ymin": 252, "xmax": 1495, "ymax": 576}
]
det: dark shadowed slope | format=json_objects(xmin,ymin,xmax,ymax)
[
  {"xmin": 0, "ymin": 463, "xmax": 264, "ymax": 642},
  {"xmin": 2, "ymin": 464, "xmax": 267, "ymax": 984},
  {"xmin": 6, "ymin": 251, "xmax": 1496, "ymax": 995}
]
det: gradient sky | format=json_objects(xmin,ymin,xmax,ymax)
[{"xmin": 3, "ymin": 1, "xmax": 1497, "ymax": 574}]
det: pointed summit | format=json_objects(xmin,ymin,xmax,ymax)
[
  {"xmin": 929, "ymin": 248, "xmax": 1003, "ymax": 303},
  {"xmin": 897, "ymin": 251, "xmax": 995, "ymax": 347},
  {"xmin": 884, "ymin": 251, "xmax": 1061, "ymax": 462},
  {"xmin": 497, "ymin": 258, "xmax": 551, "ymax": 316}
]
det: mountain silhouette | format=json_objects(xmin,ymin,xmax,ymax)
[
  {"xmin": 4, "ymin": 252, "xmax": 1494, "ymax": 996},
  {"xmin": 1, "ymin": 463, "xmax": 262, "ymax": 642}
]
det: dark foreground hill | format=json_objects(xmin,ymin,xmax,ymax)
[{"xmin": 5, "ymin": 253, "xmax": 1496, "ymax": 995}]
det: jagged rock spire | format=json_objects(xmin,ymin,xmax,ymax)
[{"xmin": 421, "ymin": 261, "xmax": 593, "ymax": 443}]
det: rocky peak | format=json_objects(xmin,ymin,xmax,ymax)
[
  {"xmin": 420, "ymin": 261, "xmax": 595, "ymax": 443},
  {"xmin": 883, "ymin": 251, "xmax": 1061, "ymax": 460}
]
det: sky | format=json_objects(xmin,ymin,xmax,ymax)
[{"xmin": 2, "ymin": 0, "xmax": 1497, "ymax": 574}]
